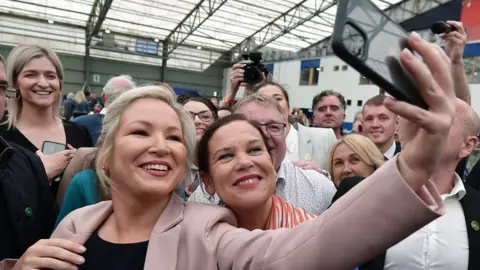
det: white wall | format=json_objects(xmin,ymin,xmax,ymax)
[{"xmin": 224, "ymin": 55, "xmax": 480, "ymax": 122}]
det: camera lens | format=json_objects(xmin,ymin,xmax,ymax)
[{"xmin": 244, "ymin": 66, "xmax": 262, "ymax": 85}]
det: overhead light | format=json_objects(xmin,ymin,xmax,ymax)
[
  {"xmin": 197, "ymin": 46, "xmax": 202, "ymax": 50},
  {"xmin": 154, "ymin": 38, "xmax": 159, "ymax": 42},
  {"xmin": 234, "ymin": 52, "xmax": 239, "ymax": 57},
  {"xmin": 105, "ymin": 29, "xmax": 111, "ymax": 34},
  {"xmin": 213, "ymin": 91, "xmax": 218, "ymax": 97},
  {"xmin": 47, "ymin": 19, "xmax": 54, "ymax": 24}
]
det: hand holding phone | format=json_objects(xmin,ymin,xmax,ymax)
[
  {"xmin": 331, "ymin": 0, "xmax": 427, "ymax": 109},
  {"xmin": 37, "ymin": 142, "xmax": 76, "ymax": 181}
]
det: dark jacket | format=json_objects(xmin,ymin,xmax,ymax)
[{"xmin": 0, "ymin": 140, "xmax": 58, "ymax": 260}]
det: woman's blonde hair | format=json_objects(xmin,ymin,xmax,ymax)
[
  {"xmin": 327, "ymin": 133, "xmax": 385, "ymax": 182},
  {"xmin": 74, "ymin": 91, "xmax": 86, "ymax": 104},
  {"xmin": 95, "ymin": 85, "xmax": 196, "ymax": 199},
  {"xmin": 6, "ymin": 44, "xmax": 64, "ymax": 129}
]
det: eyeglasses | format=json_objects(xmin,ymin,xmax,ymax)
[
  {"xmin": 0, "ymin": 84, "xmax": 17, "ymax": 99},
  {"xmin": 189, "ymin": 110, "xmax": 214, "ymax": 123},
  {"xmin": 259, "ymin": 122, "xmax": 286, "ymax": 136}
]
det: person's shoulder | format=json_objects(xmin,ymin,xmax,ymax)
[
  {"xmin": 54, "ymin": 201, "xmax": 111, "ymax": 236},
  {"xmin": 183, "ymin": 201, "xmax": 236, "ymax": 228},
  {"xmin": 70, "ymin": 169, "xmax": 97, "ymax": 186},
  {"xmin": 280, "ymin": 161, "xmax": 327, "ymax": 181},
  {"xmin": 299, "ymin": 124, "xmax": 334, "ymax": 137}
]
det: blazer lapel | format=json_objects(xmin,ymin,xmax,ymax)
[
  {"xmin": 144, "ymin": 194, "xmax": 185, "ymax": 270},
  {"xmin": 460, "ymin": 186, "xmax": 480, "ymax": 270},
  {"xmin": 297, "ymin": 125, "xmax": 313, "ymax": 162}
]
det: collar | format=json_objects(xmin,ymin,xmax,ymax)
[
  {"xmin": 100, "ymin": 108, "xmax": 108, "ymax": 115},
  {"xmin": 441, "ymin": 173, "xmax": 466, "ymax": 200},
  {"xmin": 285, "ymin": 124, "xmax": 298, "ymax": 153},
  {"xmin": 383, "ymin": 141, "xmax": 397, "ymax": 160}
]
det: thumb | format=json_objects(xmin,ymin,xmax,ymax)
[
  {"xmin": 66, "ymin": 144, "xmax": 76, "ymax": 150},
  {"xmin": 36, "ymin": 150, "xmax": 45, "ymax": 157}
]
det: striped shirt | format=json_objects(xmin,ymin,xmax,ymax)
[{"xmin": 264, "ymin": 195, "xmax": 317, "ymax": 230}]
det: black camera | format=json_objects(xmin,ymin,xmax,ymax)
[
  {"xmin": 242, "ymin": 52, "xmax": 268, "ymax": 85},
  {"xmin": 431, "ymin": 21, "xmax": 457, "ymax": 34}
]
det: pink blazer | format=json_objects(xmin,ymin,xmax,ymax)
[{"xmin": 1, "ymin": 158, "xmax": 444, "ymax": 270}]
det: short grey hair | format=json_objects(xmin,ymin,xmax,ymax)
[
  {"xmin": 103, "ymin": 75, "xmax": 136, "ymax": 107},
  {"xmin": 95, "ymin": 85, "xmax": 196, "ymax": 199},
  {"xmin": 233, "ymin": 93, "xmax": 283, "ymax": 115}
]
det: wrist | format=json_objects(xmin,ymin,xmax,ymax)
[
  {"xmin": 222, "ymin": 96, "xmax": 235, "ymax": 106},
  {"xmin": 451, "ymin": 59, "xmax": 464, "ymax": 66}
]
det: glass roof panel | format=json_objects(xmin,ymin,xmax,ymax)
[
  {"xmin": 1, "ymin": 0, "xmax": 93, "ymax": 25},
  {"xmin": 0, "ymin": 0, "xmax": 428, "ymax": 71}
]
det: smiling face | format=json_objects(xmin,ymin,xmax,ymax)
[
  {"xmin": 331, "ymin": 142, "xmax": 375, "ymax": 187},
  {"xmin": 183, "ymin": 100, "xmax": 214, "ymax": 142},
  {"xmin": 202, "ymin": 120, "xmax": 276, "ymax": 210},
  {"xmin": 16, "ymin": 57, "xmax": 61, "ymax": 110},
  {"xmin": 362, "ymin": 104, "xmax": 397, "ymax": 151},
  {"xmin": 107, "ymin": 98, "xmax": 187, "ymax": 199}
]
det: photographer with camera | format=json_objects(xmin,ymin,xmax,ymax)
[
  {"xmin": 435, "ymin": 20, "xmax": 470, "ymax": 105},
  {"xmin": 220, "ymin": 52, "xmax": 268, "ymax": 109}
]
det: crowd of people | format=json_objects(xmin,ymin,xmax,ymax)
[{"xmin": 0, "ymin": 20, "xmax": 479, "ymax": 270}]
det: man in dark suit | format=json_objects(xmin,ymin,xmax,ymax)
[{"xmin": 332, "ymin": 99, "xmax": 480, "ymax": 270}]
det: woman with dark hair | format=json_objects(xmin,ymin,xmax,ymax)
[
  {"xmin": 183, "ymin": 96, "xmax": 218, "ymax": 143},
  {"xmin": 183, "ymin": 95, "xmax": 218, "ymax": 196},
  {"xmin": 197, "ymin": 114, "xmax": 316, "ymax": 230}
]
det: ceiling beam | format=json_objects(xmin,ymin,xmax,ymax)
[
  {"xmin": 249, "ymin": 0, "xmax": 337, "ymax": 52},
  {"xmin": 86, "ymin": 0, "xmax": 114, "ymax": 46},
  {"xmin": 165, "ymin": 0, "xmax": 228, "ymax": 55}
]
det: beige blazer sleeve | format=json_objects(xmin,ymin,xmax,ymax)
[{"xmin": 207, "ymin": 157, "xmax": 444, "ymax": 270}]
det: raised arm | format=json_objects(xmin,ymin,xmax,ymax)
[
  {"xmin": 440, "ymin": 20, "xmax": 471, "ymax": 104},
  {"xmin": 209, "ymin": 32, "xmax": 455, "ymax": 270}
]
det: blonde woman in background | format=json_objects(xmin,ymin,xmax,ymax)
[
  {"xmin": 0, "ymin": 44, "xmax": 92, "ymax": 190},
  {"xmin": 72, "ymin": 90, "xmax": 90, "ymax": 118},
  {"xmin": 327, "ymin": 133, "xmax": 384, "ymax": 187}
]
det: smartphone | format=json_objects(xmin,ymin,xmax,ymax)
[
  {"xmin": 331, "ymin": 0, "xmax": 427, "ymax": 109},
  {"xmin": 42, "ymin": 141, "xmax": 66, "ymax": 155}
]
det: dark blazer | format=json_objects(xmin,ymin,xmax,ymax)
[
  {"xmin": 394, "ymin": 142, "xmax": 401, "ymax": 155},
  {"xmin": 72, "ymin": 114, "xmax": 104, "ymax": 145},
  {"xmin": 0, "ymin": 140, "xmax": 58, "ymax": 260},
  {"xmin": 331, "ymin": 177, "xmax": 480, "ymax": 270}
]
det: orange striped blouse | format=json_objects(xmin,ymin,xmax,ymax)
[{"xmin": 263, "ymin": 195, "xmax": 317, "ymax": 230}]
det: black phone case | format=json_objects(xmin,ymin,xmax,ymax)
[{"xmin": 331, "ymin": 0, "xmax": 428, "ymax": 109}]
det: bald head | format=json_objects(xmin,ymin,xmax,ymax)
[
  {"xmin": 103, "ymin": 75, "xmax": 136, "ymax": 107},
  {"xmin": 455, "ymin": 98, "xmax": 476, "ymax": 137}
]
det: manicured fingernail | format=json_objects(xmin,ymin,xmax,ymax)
[
  {"xmin": 401, "ymin": 48, "xmax": 414, "ymax": 60},
  {"xmin": 410, "ymin": 31, "xmax": 421, "ymax": 40},
  {"xmin": 78, "ymin": 245, "xmax": 86, "ymax": 252},
  {"xmin": 77, "ymin": 256, "xmax": 85, "ymax": 264}
]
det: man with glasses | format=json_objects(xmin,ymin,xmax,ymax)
[{"xmin": 189, "ymin": 94, "xmax": 336, "ymax": 215}]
